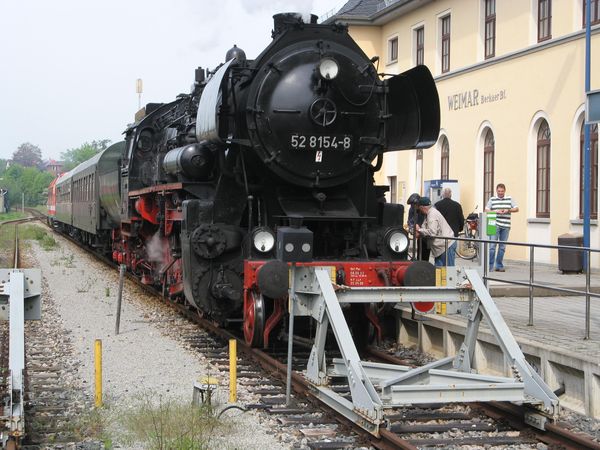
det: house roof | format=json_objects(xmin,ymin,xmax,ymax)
[{"xmin": 324, "ymin": 0, "xmax": 432, "ymax": 25}]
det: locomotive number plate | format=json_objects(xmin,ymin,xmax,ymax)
[{"xmin": 290, "ymin": 134, "xmax": 352, "ymax": 151}]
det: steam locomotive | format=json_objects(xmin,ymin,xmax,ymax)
[{"xmin": 48, "ymin": 13, "xmax": 440, "ymax": 347}]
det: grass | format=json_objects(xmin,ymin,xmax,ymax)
[
  {"xmin": 111, "ymin": 394, "xmax": 222, "ymax": 450},
  {"xmin": 68, "ymin": 406, "xmax": 107, "ymax": 441},
  {"xmin": 19, "ymin": 224, "xmax": 58, "ymax": 250},
  {"xmin": 0, "ymin": 211, "xmax": 26, "ymax": 222}
]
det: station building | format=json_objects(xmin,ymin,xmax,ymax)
[{"xmin": 330, "ymin": 0, "xmax": 600, "ymax": 264}]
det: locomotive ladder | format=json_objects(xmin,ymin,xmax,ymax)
[
  {"xmin": 289, "ymin": 266, "xmax": 559, "ymax": 437},
  {"xmin": 0, "ymin": 269, "xmax": 42, "ymax": 449}
]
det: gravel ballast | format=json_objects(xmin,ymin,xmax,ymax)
[{"xmin": 29, "ymin": 233, "xmax": 291, "ymax": 449}]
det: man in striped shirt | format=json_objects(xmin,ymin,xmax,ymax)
[{"xmin": 485, "ymin": 183, "xmax": 519, "ymax": 272}]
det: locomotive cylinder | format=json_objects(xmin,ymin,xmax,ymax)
[{"xmin": 162, "ymin": 143, "xmax": 213, "ymax": 179}]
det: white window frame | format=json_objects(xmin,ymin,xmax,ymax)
[
  {"xmin": 436, "ymin": 9, "xmax": 451, "ymax": 75},
  {"xmin": 411, "ymin": 22, "xmax": 425, "ymax": 67},
  {"xmin": 387, "ymin": 35, "xmax": 399, "ymax": 65}
]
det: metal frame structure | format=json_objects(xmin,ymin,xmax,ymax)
[
  {"xmin": 0, "ymin": 269, "xmax": 42, "ymax": 448},
  {"xmin": 289, "ymin": 265, "xmax": 559, "ymax": 436}
]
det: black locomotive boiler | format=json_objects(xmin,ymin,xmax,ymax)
[{"xmin": 50, "ymin": 13, "xmax": 440, "ymax": 347}]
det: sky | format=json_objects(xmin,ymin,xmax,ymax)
[{"xmin": 0, "ymin": 0, "xmax": 346, "ymax": 162}]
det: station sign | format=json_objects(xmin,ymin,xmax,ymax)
[{"xmin": 586, "ymin": 89, "xmax": 600, "ymax": 124}]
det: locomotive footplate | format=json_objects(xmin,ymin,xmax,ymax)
[{"xmin": 287, "ymin": 266, "xmax": 559, "ymax": 437}]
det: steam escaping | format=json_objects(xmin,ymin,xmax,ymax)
[
  {"xmin": 146, "ymin": 232, "xmax": 165, "ymax": 264},
  {"xmin": 239, "ymin": 0, "xmax": 316, "ymax": 22}
]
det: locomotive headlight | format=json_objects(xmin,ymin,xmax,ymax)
[
  {"xmin": 318, "ymin": 57, "xmax": 339, "ymax": 80},
  {"xmin": 252, "ymin": 228, "xmax": 275, "ymax": 253},
  {"xmin": 386, "ymin": 228, "xmax": 409, "ymax": 254}
]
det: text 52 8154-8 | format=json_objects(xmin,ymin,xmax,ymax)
[{"xmin": 290, "ymin": 134, "xmax": 352, "ymax": 150}]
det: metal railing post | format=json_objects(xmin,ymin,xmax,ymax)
[
  {"xmin": 483, "ymin": 239, "xmax": 489, "ymax": 288},
  {"xmin": 444, "ymin": 238, "xmax": 448, "ymax": 269},
  {"xmin": 585, "ymin": 248, "xmax": 591, "ymax": 340},
  {"xmin": 528, "ymin": 246, "xmax": 534, "ymax": 326}
]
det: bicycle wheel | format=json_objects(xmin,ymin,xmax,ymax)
[{"xmin": 457, "ymin": 236, "xmax": 477, "ymax": 260}]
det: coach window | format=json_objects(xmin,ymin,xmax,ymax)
[
  {"xmin": 536, "ymin": 121, "xmax": 551, "ymax": 218},
  {"xmin": 538, "ymin": 0, "xmax": 551, "ymax": 42},
  {"xmin": 441, "ymin": 15, "xmax": 451, "ymax": 73},
  {"xmin": 484, "ymin": 0, "xmax": 496, "ymax": 59},
  {"xmin": 414, "ymin": 27, "xmax": 424, "ymax": 66},
  {"xmin": 440, "ymin": 137, "xmax": 449, "ymax": 180},
  {"xmin": 388, "ymin": 36, "xmax": 398, "ymax": 64},
  {"xmin": 483, "ymin": 129, "xmax": 495, "ymax": 206},
  {"xmin": 583, "ymin": 0, "xmax": 600, "ymax": 27},
  {"xmin": 580, "ymin": 123, "xmax": 599, "ymax": 219}
]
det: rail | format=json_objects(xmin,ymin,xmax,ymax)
[
  {"xmin": 434, "ymin": 235, "xmax": 599, "ymax": 340},
  {"xmin": 0, "ymin": 213, "xmax": 42, "ymax": 448}
]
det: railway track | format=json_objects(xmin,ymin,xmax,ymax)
[
  {"xmin": 0, "ymin": 212, "xmax": 100, "ymax": 449},
  {"xmin": 15, "ymin": 214, "xmax": 600, "ymax": 449}
]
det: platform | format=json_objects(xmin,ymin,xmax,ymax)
[{"xmin": 395, "ymin": 259, "xmax": 600, "ymax": 418}]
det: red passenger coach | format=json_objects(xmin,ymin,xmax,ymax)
[{"xmin": 46, "ymin": 177, "xmax": 58, "ymax": 225}]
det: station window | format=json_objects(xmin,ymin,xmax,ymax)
[
  {"xmin": 388, "ymin": 176, "xmax": 397, "ymax": 203},
  {"xmin": 536, "ymin": 121, "xmax": 551, "ymax": 218},
  {"xmin": 484, "ymin": 0, "xmax": 496, "ymax": 59},
  {"xmin": 415, "ymin": 27, "xmax": 424, "ymax": 66},
  {"xmin": 440, "ymin": 137, "xmax": 449, "ymax": 180},
  {"xmin": 538, "ymin": 0, "xmax": 552, "ymax": 42},
  {"xmin": 483, "ymin": 129, "xmax": 495, "ymax": 205},
  {"xmin": 583, "ymin": 0, "xmax": 600, "ymax": 27},
  {"xmin": 441, "ymin": 15, "xmax": 451, "ymax": 73},
  {"xmin": 416, "ymin": 149, "xmax": 424, "ymax": 194},
  {"xmin": 579, "ymin": 123, "xmax": 599, "ymax": 219},
  {"xmin": 388, "ymin": 36, "xmax": 398, "ymax": 64}
]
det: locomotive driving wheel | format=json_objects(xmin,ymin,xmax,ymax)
[{"xmin": 244, "ymin": 290, "xmax": 265, "ymax": 347}]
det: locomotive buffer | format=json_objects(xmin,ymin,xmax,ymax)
[{"xmin": 279, "ymin": 228, "xmax": 559, "ymax": 437}]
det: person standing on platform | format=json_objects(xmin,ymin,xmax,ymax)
[
  {"xmin": 434, "ymin": 188, "xmax": 464, "ymax": 266},
  {"xmin": 407, "ymin": 193, "xmax": 430, "ymax": 261},
  {"xmin": 415, "ymin": 197, "xmax": 455, "ymax": 267},
  {"xmin": 485, "ymin": 183, "xmax": 519, "ymax": 272}
]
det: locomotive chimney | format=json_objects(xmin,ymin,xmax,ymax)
[{"xmin": 272, "ymin": 13, "xmax": 318, "ymax": 36}]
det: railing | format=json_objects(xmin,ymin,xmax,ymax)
[{"xmin": 434, "ymin": 235, "xmax": 599, "ymax": 340}]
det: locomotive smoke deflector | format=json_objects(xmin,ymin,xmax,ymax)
[
  {"xmin": 196, "ymin": 59, "xmax": 235, "ymax": 143},
  {"xmin": 385, "ymin": 65, "xmax": 441, "ymax": 151}
]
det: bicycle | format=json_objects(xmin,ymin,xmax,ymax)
[{"xmin": 456, "ymin": 211, "xmax": 479, "ymax": 260}]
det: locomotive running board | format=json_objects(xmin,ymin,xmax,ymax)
[{"xmin": 289, "ymin": 266, "xmax": 559, "ymax": 437}]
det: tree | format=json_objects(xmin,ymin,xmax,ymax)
[
  {"xmin": 61, "ymin": 139, "xmax": 111, "ymax": 171},
  {"xmin": 12, "ymin": 142, "xmax": 43, "ymax": 167},
  {"xmin": 0, "ymin": 163, "xmax": 54, "ymax": 207}
]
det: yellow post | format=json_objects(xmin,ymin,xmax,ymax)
[
  {"xmin": 229, "ymin": 339, "xmax": 237, "ymax": 403},
  {"xmin": 435, "ymin": 267, "xmax": 448, "ymax": 315},
  {"xmin": 95, "ymin": 339, "xmax": 102, "ymax": 407}
]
